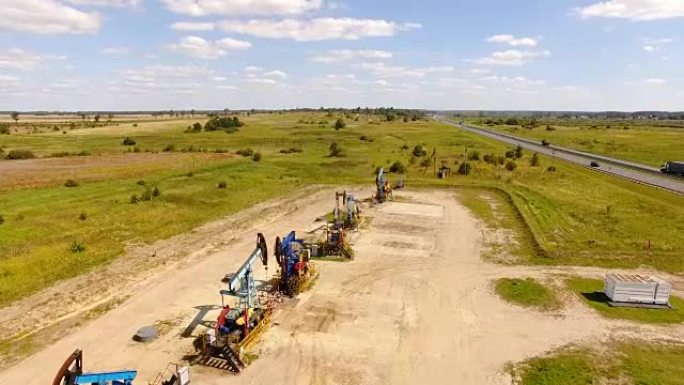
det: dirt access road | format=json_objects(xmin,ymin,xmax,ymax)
[{"xmin": 2, "ymin": 189, "xmax": 683, "ymax": 384}]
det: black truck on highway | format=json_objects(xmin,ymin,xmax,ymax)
[{"xmin": 661, "ymin": 161, "xmax": 684, "ymax": 176}]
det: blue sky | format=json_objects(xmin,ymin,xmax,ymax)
[{"xmin": 1, "ymin": 0, "xmax": 683, "ymax": 111}]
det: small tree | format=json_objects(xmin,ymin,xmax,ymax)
[
  {"xmin": 64, "ymin": 179, "xmax": 79, "ymax": 187},
  {"xmin": 458, "ymin": 162, "xmax": 472, "ymax": 175},
  {"xmin": 530, "ymin": 153, "xmax": 540, "ymax": 167},
  {"xmin": 515, "ymin": 144, "xmax": 523, "ymax": 159},
  {"xmin": 10, "ymin": 112, "xmax": 19, "ymax": 123},
  {"xmin": 389, "ymin": 161, "xmax": 406, "ymax": 174},
  {"xmin": 505, "ymin": 161, "xmax": 518, "ymax": 171},
  {"xmin": 252, "ymin": 152, "xmax": 262, "ymax": 162},
  {"xmin": 412, "ymin": 145, "xmax": 427, "ymax": 157},
  {"xmin": 329, "ymin": 142, "xmax": 343, "ymax": 157},
  {"xmin": 334, "ymin": 118, "xmax": 346, "ymax": 130},
  {"xmin": 94, "ymin": 114, "xmax": 101, "ymax": 123},
  {"xmin": 122, "ymin": 137, "xmax": 136, "ymax": 146}
]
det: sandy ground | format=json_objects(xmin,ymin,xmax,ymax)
[
  {"xmin": 0, "ymin": 153, "xmax": 232, "ymax": 189},
  {"xmin": 1, "ymin": 189, "xmax": 683, "ymax": 384}
]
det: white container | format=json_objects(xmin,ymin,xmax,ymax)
[{"xmin": 604, "ymin": 274, "xmax": 671, "ymax": 305}]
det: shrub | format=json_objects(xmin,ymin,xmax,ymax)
[
  {"xmin": 70, "ymin": 241, "xmax": 86, "ymax": 253},
  {"xmin": 400, "ymin": 144, "xmax": 409, "ymax": 150},
  {"xmin": 590, "ymin": 161, "xmax": 600, "ymax": 168},
  {"xmin": 389, "ymin": 161, "xmax": 406, "ymax": 174},
  {"xmin": 547, "ymin": 166, "xmax": 557, "ymax": 172},
  {"xmin": 505, "ymin": 161, "xmax": 518, "ymax": 171},
  {"xmin": 137, "ymin": 180, "xmax": 146, "ymax": 186},
  {"xmin": 530, "ymin": 153, "xmax": 540, "ymax": 167},
  {"xmin": 280, "ymin": 147, "xmax": 303, "ymax": 154},
  {"xmin": 505, "ymin": 150, "xmax": 516, "ymax": 159},
  {"xmin": 541, "ymin": 139, "xmax": 551, "ymax": 146},
  {"xmin": 79, "ymin": 212, "xmax": 87, "ymax": 221},
  {"xmin": 236, "ymin": 148, "xmax": 254, "ymax": 157},
  {"xmin": 204, "ymin": 116, "xmax": 243, "ymax": 132},
  {"xmin": 133, "ymin": 146, "xmax": 141, "ymax": 153},
  {"xmin": 0, "ymin": 124, "xmax": 10, "ymax": 135},
  {"xmin": 545, "ymin": 125, "xmax": 555, "ymax": 131},
  {"xmin": 412, "ymin": 145, "xmax": 427, "ymax": 157},
  {"xmin": 359, "ymin": 135, "xmax": 373, "ymax": 142},
  {"xmin": 186, "ymin": 171, "xmax": 194, "ymax": 177},
  {"xmin": 497, "ymin": 156, "xmax": 505, "ymax": 165},
  {"xmin": 132, "ymin": 123, "xmax": 138, "ymax": 127},
  {"xmin": 334, "ymin": 118, "xmax": 346, "ymax": 130},
  {"xmin": 458, "ymin": 162, "xmax": 472, "ymax": 175},
  {"xmin": 64, "ymin": 179, "xmax": 79, "ymax": 188},
  {"xmin": 5, "ymin": 149, "xmax": 35, "ymax": 159},
  {"xmin": 468, "ymin": 151, "xmax": 480, "ymax": 161},
  {"xmin": 0, "ymin": 215, "xmax": 4, "ymax": 225},
  {"xmin": 130, "ymin": 194, "xmax": 139, "ymax": 204},
  {"xmin": 329, "ymin": 142, "xmax": 344, "ymax": 157},
  {"xmin": 122, "ymin": 137, "xmax": 136, "ymax": 146},
  {"xmin": 483, "ymin": 153, "xmax": 497, "ymax": 165},
  {"xmin": 163, "ymin": 144, "xmax": 175, "ymax": 152},
  {"xmin": 505, "ymin": 117, "xmax": 519, "ymax": 125},
  {"xmin": 141, "ymin": 190, "xmax": 152, "ymax": 201},
  {"xmin": 420, "ymin": 158, "xmax": 432, "ymax": 167},
  {"xmin": 252, "ymin": 152, "xmax": 262, "ymax": 162},
  {"xmin": 218, "ymin": 181, "xmax": 227, "ymax": 189},
  {"xmin": 185, "ymin": 122, "xmax": 203, "ymax": 133},
  {"xmin": 515, "ymin": 145, "xmax": 523, "ymax": 158}
]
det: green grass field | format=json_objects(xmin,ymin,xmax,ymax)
[
  {"xmin": 467, "ymin": 118, "xmax": 684, "ymax": 167},
  {"xmin": 511, "ymin": 342, "xmax": 684, "ymax": 385},
  {"xmin": 494, "ymin": 278, "xmax": 561, "ymax": 310},
  {"xmin": 566, "ymin": 277, "xmax": 684, "ymax": 324},
  {"xmin": 1, "ymin": 112, "xmax": 683, "ymax": 306}
]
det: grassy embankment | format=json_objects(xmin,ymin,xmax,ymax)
[
  {"xmin": 466, "ymin": 117, "xmax": 684, "ymax": 167},
  {"xmin": 510, "ymin": 343, "xmax": 684, "ymax": 385},
  {"xmin": 1, "ymin": 112, "xmax": 683, "ymax": 307},
  {"xmin": 494, "ymin": 278, "xmax": 561, "ymax": 310}
]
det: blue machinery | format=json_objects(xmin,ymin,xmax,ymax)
[
  {"xmin": 275, "ymin": 231, "xmax": 311, "ymax": 297},
  {"xmin": 53, "ymin": 349, "xmax": 137, "ymax": 385}
]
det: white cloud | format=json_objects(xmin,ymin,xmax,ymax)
[
  {"xmin": 219, "ymin": 18, "xmax": 421, "ymax": 41},
  {"xmin": 0, "ymin": 75, "xmax": 21, "ymax": 84},
  {"xmin": 161, "ymin": 0, "xmax": 323, "ymax": 16},
  {"xmin": 64, "ymin": 0, "xmax": 140, "ymax": 6},
  {"xmin": 642, "ymin": 78, "xmax": 667, "ymax": 85},
  {"xmin": 244, "ymin": 66, "xmax": 264, "ymax": 72},
  {"xmin": 216, "ymin": 84, "xmax": 238, "ymax": 90},
  {"xmin": 311, "ymin": 49, "xmax": 393, "ymax": 63},
  {"xmin": 170, "ymin": 22, "xmax": 216, "ymax": 31},
  {"xmin": 102, "ymin": 47, "xmax": 130, "ymax": 55},
  {"xmin": 472, "ymin": 50, "xmax": 550, "ymax": 66},
  {"xmin": 0, "ymin": 0, "xmax": 101, "ymax": 34},
  {"xmin": 168, "ymin": 36, "xmax": 252, "ymax": 59},
  {"xmin": 643, "ymin": 37, "xmax": 675, "ymax": 44},
  {"xmin": 0, "ymin": 49, "xmax": 66, "ymax": 70},
  {"xmin": 643, "ymin": 45, "xmax": 657, "ymax": 52},
  {"xmin": 486, "ymin": 34, "xmax": 538, "ymax": 47},
  {"xmin": 357, "ymin": 62, "xmax": 455, "ymax": 78},
  {"xmin": 213, "ymin": 76, "xmax": 227, "ymax": 81},
  {"xmin": 576, "ymin": 0, "xmax": 684, "ymax": 21},
  {"xmin": 264, "ymin": 70, "xmax": 288, "ymax": 79}
]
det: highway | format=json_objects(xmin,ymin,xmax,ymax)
[{"xmin": 438, "ymin": 119, "xmax": 684, "ymax": 195}]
